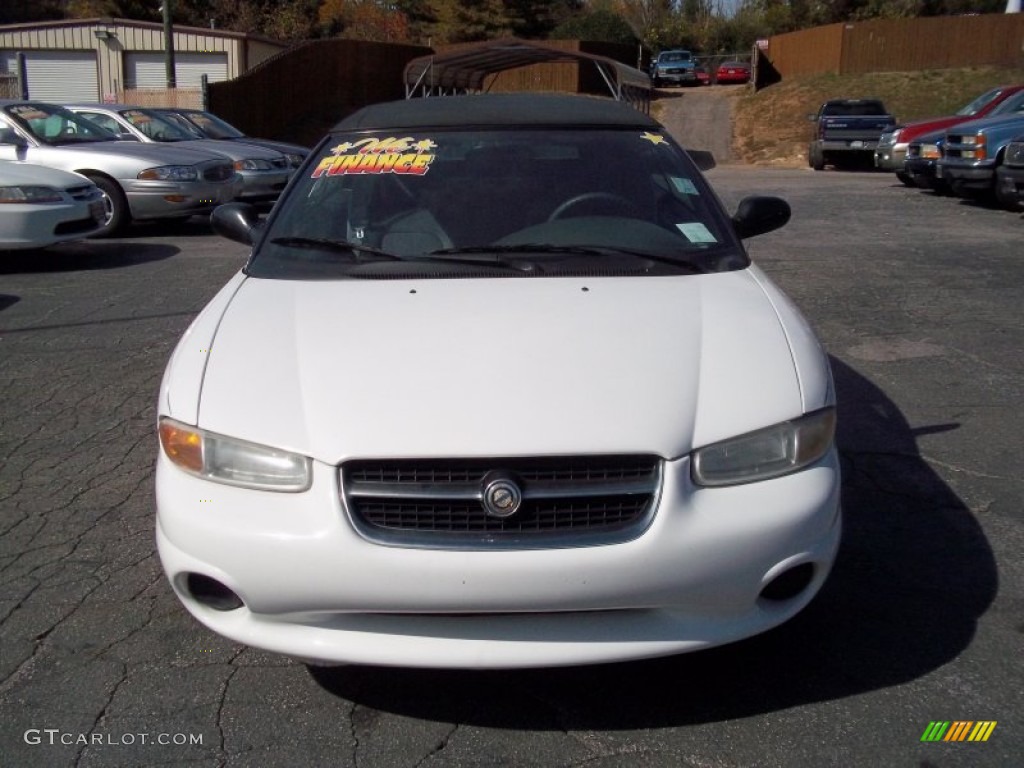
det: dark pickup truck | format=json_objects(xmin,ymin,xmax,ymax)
[{"xmin": 808, "ymin": 99, "xmax": 896, "ymax": 170}]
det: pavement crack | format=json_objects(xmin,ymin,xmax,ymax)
[
  {"xmin": 73, "ymin": 661, "xmax": 129, "ymax": 768},
  {"xmin": 412, "ymin": 723, "xmax": 459, "ymax": 768}
]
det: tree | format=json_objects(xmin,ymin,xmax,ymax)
[
  {"xmin": 551, "ymin": 7, "xmax": 637, "ymax": 44},
  {"xmin": 319, "ymin": 0, "xmax": 411, "ymax": 40}
]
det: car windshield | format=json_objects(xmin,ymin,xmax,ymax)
[
  {"xmin": 120, "ymin": 108, "xmax": 198, "ymax": 141},
  {"xmin": 3, "ymin": 103, "xmax": 117, "ymax": 145},
  {"xmin": 989, "ymin": 89, "xmax": 1024, "ymax": 116},
  {"xmin": 955, "ymin": 87, "xmax": 1003, "ymax": 116},
  {"xmin": 178, "ymin": 111, "xmax": 245, "ymax": 140},
  {"xmin": 249, "ymin": 127, "xmax": 745, "ymax": 280}
]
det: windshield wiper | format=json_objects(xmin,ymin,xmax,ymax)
[
  {"xmin": 270, "ymin": 237, "xmax": 404, "ymax": 262},
  {"xmin": 431, "ymin": 244, "xmax": 708, "ymax": 273},
  {"xmin": 269, "ymin": 237, "xmax": 538, "ymax": 273}
]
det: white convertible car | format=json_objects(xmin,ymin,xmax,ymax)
[
  {"xmin": 0, "ymin": 161, "xmax": 105, "ymax": 249},
  {"xmin": 157, "ymin": 93, "xmax": 841, "ymax": 669}
]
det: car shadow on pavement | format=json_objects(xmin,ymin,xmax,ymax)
[
  {"xmin": 0, "ymin": 242, "xmax": 179, "ymax": 275},
  {"xmin": 0, "ymin": 293, "xmax": 19, "ymax": 312},
  {"xmin": 309, "ymin": 356, "xmax": 996, "ymax": 728}
]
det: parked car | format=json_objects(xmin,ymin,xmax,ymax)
[
  {"xmin": 64, "ymin": 104, "xmax": 293, "ymax": 207},
  {"xmin": 875, "ymin": 85, "xmax": 1024, "ymax": 184},
  {"xmin": 994, "ymin": 134, "xmax": 1024, "ymax": 209},
  {"xmin": 902, "ymin": 129, "xmax": 949, "ymax": 193},
  {"xmin": 0, "ymin": 161, "xmax": 105, "ymax": 249},
  {"xmin": 808, "ymin": 99, "xmax": 896, "ymax": 171},
  {"xmin": 0, "ymin": 101, "xmax": 240, "ymax": 236},
  {"xmin": 156, "ymin": 92, "xmax": 841, "ymax": 669},
  {"xmin": 152, "ymin": 108, "xmax": 309, "ymax": 169},
  {"xmin": 939, "ymin": 104, "xmax": 1024, "ymax": 200},
  {"xmin": 694, "ymin": 66, "xmax": 710, "ymax": 86},
  {"xmin": 650, "ymin": 50, "xmax": 699, "ymax": 87},
  {"xmin": 715, "ymin": 61, "xmax": 751, "ymax": 85}
]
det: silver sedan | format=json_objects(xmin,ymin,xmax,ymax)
[
  {"xmin": 0, "ymin": 101, "xmax": 240, "ymax": 236},
  {"xmin": 0, "ymin": 161, "xmax": 105, "ymax": 249},
  {"xmin": 66, "ymin": 104, "xmax": 293, "ymax": 207}
]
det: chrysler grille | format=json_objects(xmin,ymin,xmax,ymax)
[{"xmin": 342, "ymin": 456, "xmax": 661, "ymax": 549}]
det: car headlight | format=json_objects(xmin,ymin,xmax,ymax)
[
  {"xmin": 921, "ymin": 144, "xmax": 942, "ymax": 160},
  {"xmin": 691, "ymin": 408, "xmax": 836, "ymax": 487},
  {"xmin": 234, "ymin": 158, "xmax": 273, "ymax": 171},
  {"xmin": 0, "ymin": 185, "xmax": 64, "ymax": 203},
  {"xmin": 139, "ymin": 166, "xmax": 199, "ymax": 181},
  {"xmin": 159, "ymin": 417, "xmax": 311, "ymax": 492}
]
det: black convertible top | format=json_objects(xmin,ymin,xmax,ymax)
[{"xmin": 334, "ymin": 93, "xmax": 661, "ymax": 132}]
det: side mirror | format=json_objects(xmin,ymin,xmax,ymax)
[
  {"xmin": 731, "ymin": 196, "xmax": 790, "ymax": 239},
  {"xmin": 0, "ymin": 129, "xmax": 28, "ymax": 147},
  {"xmin": 211, "ymin": 202, "xmax": 262, "ymax": 246},
  {"xmin": 687, "ymin": 149, "xmax": 716, "ymax": 172}
]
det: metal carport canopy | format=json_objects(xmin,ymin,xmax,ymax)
[{"xmin": 404, "ymin": 38, "xmax": 651, "ymax": 112}]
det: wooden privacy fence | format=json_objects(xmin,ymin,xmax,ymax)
[
  {"xmin": 208, "ymin": 39, "xmax": 431, "ymax": 148},
  {"xmin": 207, "ymin": 38, "xmax": 636, "ymax": 147},
  {"xmin": 760, "ymin": 13, "xmax": 1024, "ymax": 83}
]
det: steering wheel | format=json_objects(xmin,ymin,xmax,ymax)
[{"xmin": 548, "ymin": 192, "xmax": 641, "ymax": 221}]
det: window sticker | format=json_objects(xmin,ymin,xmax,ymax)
[
  {"xmin": 676, "ymin": 222, "xmax": 718, "ymax": 243},
  {"xmin": 10, "ymin": 106, "xmax": 49, "ymax": 121},
  {"xmin": 312, "ymin": 136, "xmax": 437, "ymax": 178},
  {"xmin": 640, "ymin": 132, "xmax": 667, "ymax": 146},
  {"xmin": 671, "ymin": 177, "xmax": 699, "ymax": 195}
]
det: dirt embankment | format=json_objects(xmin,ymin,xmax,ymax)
[
  {"xmin": 653, "ymin": 86, "xmax": 745, "ymax": 165},
  {"xmin": 656, "ymin": 67, "xmax": 1024, "ymax": 168}
]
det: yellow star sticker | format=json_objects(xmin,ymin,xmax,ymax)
[
  {"xmin": 414, "ymin": 139, "xmax": 437, "ymax": 152},
  {"xmin": 330, "ymin": 142, "xmax": 354, "ymax": 154},
  {"xmin": 641, "ymin": 132, "xmax": 667, "ymax": 146}
]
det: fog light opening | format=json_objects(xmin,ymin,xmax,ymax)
[
  {"xmin": 186, "ymin": 573, "xmax": 244, "ymax": 611},
  {"xmin": 760, "ymin": 563, "xmax": 815, "ymax": 602}
]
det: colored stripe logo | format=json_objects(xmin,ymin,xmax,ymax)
[{"xmin": 921, "ymin": 721, "xmax": 997, "ymax": 742}]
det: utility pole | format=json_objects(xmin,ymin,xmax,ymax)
[{"xmin": 162, "ymin": 0, "xmax": 176, "ymax": 89}]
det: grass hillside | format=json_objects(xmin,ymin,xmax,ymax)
[{"xmin": 732, "ymin": 67, "xmax": 1024, "ymax": 166}]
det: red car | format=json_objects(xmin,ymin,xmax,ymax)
[
  {"xmin": 695, "ymin": 66, "xmax": 710, "ymax": 86},
  {"xmin": 715, "ymin": 61, "xmax": 751, "ymax": 85}
]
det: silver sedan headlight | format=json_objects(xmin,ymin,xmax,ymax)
[
  {"xmin": 159, "ymin": 417, "xmax": 311, "ymax": 492},
  {"xmin": 234, "ymin": 158, "xmax": 274, "ymax": 171},
  {"xmin": 0, "ymin": 185, "xmax": 65, "ymax": 203},
  {"xmin": 138, "ymin": 166, "xmax": 200, "ymax": 181},
  {"xmin": 691, "ymin": 408, "xmax": 836, "ymax": 487}
]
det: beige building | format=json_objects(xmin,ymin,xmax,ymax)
[{"xmin": 0, "ymin": 17, "xmax": 287, "ymax": 106}]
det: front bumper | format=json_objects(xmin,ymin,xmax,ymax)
[
  {"xmin": 235, "ymin": 169, "xmax": 292, "ymax": 202},
  {"xmin": 123, "ymin": 176, "xmax": 242, "ymax": 221},
  {"xmin": 874, "ymin": 143, "xmax": 908, "ymax": 171},
  {"xmin": 156, "ymin": 448, "xmax": 842, "ymax": 668},
  {"xmin": 904, "ymin": 157, "xmax": 943, "ymax": 189},
  {"xmin": 0, "ymin": 200, "xmax": 103, "ymax": 249},
  {"xmin": 995, "ymin": 165, "xmax": 1024, "ymax": 204},
  {"xmin": 939, "ymin": 162, "xmax": 995, "ymax": 190},
  {"xmin": 655, "ymin": 71, "xmax": 698, "ymax": 86}
]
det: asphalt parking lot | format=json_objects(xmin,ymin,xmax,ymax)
[{"xmin": 1, "ymin": 167, "xmax": 1021, "ymax": 767}]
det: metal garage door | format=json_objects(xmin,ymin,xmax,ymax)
[
  {"xmin": 125, "ymin": 52, "xmax": 228, "ymax": 89},
  {"xmin": 18, "ymin": 51, "xmax": 99, "ymax": 101}
]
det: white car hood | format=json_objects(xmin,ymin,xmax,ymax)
[{"xmin": 193, "ymin": 271, "xmax": 804, "ymax": 463}]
